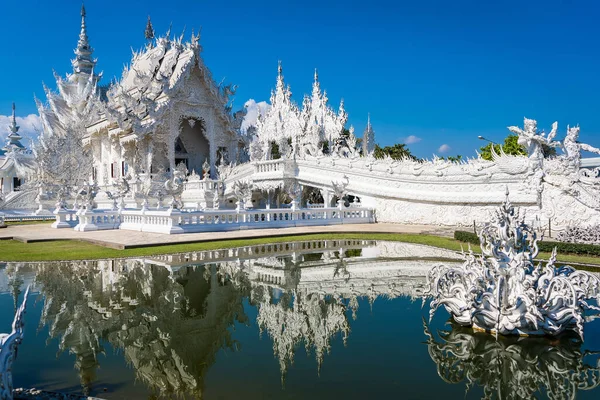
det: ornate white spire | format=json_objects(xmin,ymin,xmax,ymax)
[
  {"xmin": 255, "ymin": 62, "xmax": 303, "ymax": 159},
  {"xmin": 3, "ymin": 103, "xmax": 25, "ymax": 153},
  {"xmin": 71, "ymin": 4, "xmax": 97, "ymax": 76},
  {"xmin": 362, "ymin": 113, "xmax": 375, "ymax": 155},
  {"xmin": 8, "ymin": 102, "xmax": 20, "ymax": 137}
]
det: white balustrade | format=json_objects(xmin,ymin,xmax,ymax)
[
  {"xmin": 52, "ymin": 208, "xmax": 79, "ymax": 229},
  {"xmin": 74, "ymin": 208, "xmax": 121, "ymax": 232},
  {"xmin": 2, "ymin": 215, "xmax": 55, "ymax": 222},
  {"xmin": 50, "ymin": 205, "xmax": 375, "ymax": 234}
]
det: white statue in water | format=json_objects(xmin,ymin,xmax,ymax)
[
  {"xmin": 426, "ymin": 189, "xmax": 600, "ymax": 338},
  {"xmin": 0, "ymin": 286, "xmax": 30, "ymax": 400}
]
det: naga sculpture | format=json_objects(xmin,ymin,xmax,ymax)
[
  {"xmin": 0, "ymin": 286, "xmax": 30, "ymax": 400},
  {"xmin": 426, "ymin": 188, "xmax": 600, "ymax": 338}
]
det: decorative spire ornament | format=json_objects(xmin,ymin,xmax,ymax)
[
  {"xmin": 71, "ymin": 3, "xmax": 97, "ymax": 76},
  {"xmin": 362, "ymin": 113, "xmax": 375, "ymax": 155},
  {"xmin": 145, "ymin": 15, "xmax": 155, "ymax": 46},
  {"xmin": 3, "ymin": 103, "xmax": 25, "ymax": 153},
  {"xmin": 9, "ymin": 103, "xmax": 20, "ymax": 136}
]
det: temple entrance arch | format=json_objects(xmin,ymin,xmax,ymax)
[{"xmin": 176, "ymin": 117, "xmax": 210, "ymax": 174}]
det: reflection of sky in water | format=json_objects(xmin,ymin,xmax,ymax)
[{"xmin": 1, "ymin": 239, "xmax": 599, "ymax": 399}]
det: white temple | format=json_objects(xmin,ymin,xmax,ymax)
[
  {"xmin": 0, "ymin": 104, "xmax": 34, "ymax": 199},
  {"xmin": 2, "ymin": 5, "xmax": 600, "ymax": 235}
]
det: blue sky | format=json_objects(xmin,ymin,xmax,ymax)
[{"xmin": 1, "ymin": 0, "xmax": 600, "ymax": 158}]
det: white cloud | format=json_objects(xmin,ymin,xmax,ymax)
[
  {"xmin": 240, "ymin": 99, "xmax": 270, "ymax": 135},
  {"xmin": 403, "ymin": 135, "xmax": 422, "ymax": 144},
  {"xmin": 438, "ymin": 144, "xmax": 451, "ymax": 153},
  {"xmin": 0, "ymin": 114, "xmax": 42, "ymax": 147}
]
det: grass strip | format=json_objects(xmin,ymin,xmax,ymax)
[{"xmin": 1, "ymin": 232, "xmax": 599, "ymax": 266}]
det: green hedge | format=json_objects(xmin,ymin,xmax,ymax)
[{"xmin": 453, "ymin": 231, "xmax": 600, "ymax": 257}]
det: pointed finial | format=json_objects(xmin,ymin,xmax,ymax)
[
  {"xmin": 367, "ymin": 113, "xmax": 371, "ymax": 128},
  {"xmin": 278, "ymin": 60, "xmax": 283, "ymax": 76},
  {"xmin": 9, "ymin": 103, "xmax": 19, "ymax": 134},
  {"xmin": 145, "ymin": 15, "xmax": 155, "ymax": 41},
  {"xmin": 166, "ymin": 22, "xmax": 173, "ymax": 39},
  {"xmin": 72, "ymin": 2, "xmax": 96, "ymax": 75},
  {"xmin": 314, "ymin": 68, "xmax": 318, "ymax": 82}
]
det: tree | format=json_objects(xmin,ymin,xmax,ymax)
[
  {"xmin": 480, "ymin": 134, "xmax": 557, "ymax": 161},
  {"xmin": 373, "ymin": 143, "xmax": 416, "ymax": 161},
  {"xmin": 479, "ymin": 134, "xmax": 526, "ymax": 161},
  {"xmin": 439, "ymin": 155, "xmax": 463, "ymax": 162}
]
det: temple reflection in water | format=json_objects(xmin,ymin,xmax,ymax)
[{"xmin": 1, "ymin": 239, "xmax": 599, "ymax": 399}]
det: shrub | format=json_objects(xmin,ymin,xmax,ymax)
[{"xmin": 454, "ymin": 231, "xmax": 600, "ymax": 257}]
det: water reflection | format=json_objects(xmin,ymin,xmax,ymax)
[
  {"xmin": 423, "ymin": 320, "xmax": 600, "ymax": 399},
  {"xmin": 2, "ymin": 239, "xmax": 598, "ymax": 399},
  {"xmin": 2, "ymin": 239, "xmax": 454, "ymax": 398}
]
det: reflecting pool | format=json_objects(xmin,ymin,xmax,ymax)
[{"xmin": 1, "ymin": 239, "xmax": 599, "ymax": 399}]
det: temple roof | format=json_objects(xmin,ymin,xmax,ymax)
[{"xmin": 100, "ymin": 29, "xmax": 237, "ymax": 138}]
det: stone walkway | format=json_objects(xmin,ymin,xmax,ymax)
[{"xmin": 0, "ymin": 223, "xmax": 458, "ymax": 249}]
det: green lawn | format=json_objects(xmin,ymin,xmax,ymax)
[
  {"xmin": 1, "ymin": 232, "xmax": 599, "ymax": 266},
  {"xmin": 4, "ymin": 220, "xmax": 53, "ymax": 226}
]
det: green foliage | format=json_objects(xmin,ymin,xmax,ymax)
[
  {"xmin": 374, "ymin": 143, "xmax": 416, "ymax": 161},
  {"xmin": 270, "ymin": 141, "xmax": 281, "ymax": 159},
  {"xmin": 542, "ymin": 144, "xmax": 557, "ymax": 158},
  {"xmin": 479, "ymin": 133, "xmax": 557, "ymax": 161},
  {"xmin": 454, "ymin": 230, "xmax": 600, "ymax": 257},
  {"xmin": 439, "ymin": 155, "xmax": 463, "ymax": 162},
  {"xmin": 479, "ymin": 134, "xmax": 526, "ymax": 161},
  {"xmin": 454, "ymin": 230, "xmax": 480, "ymax": 244}
]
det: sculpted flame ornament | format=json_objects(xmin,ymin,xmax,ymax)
[
  {"xmin": 426, "ymin": 188, "xmax": 600, "ymax": 338},
  {"xmin": 105, "ymin": 177, "xmax": 130, "ymax": 210}
]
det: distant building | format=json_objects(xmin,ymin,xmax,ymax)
[{"xmin": 0, "ymin": 103, "xmax": 33, "ymax": 194}]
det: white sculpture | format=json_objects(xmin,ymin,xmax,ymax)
[
  {"xmin": 562, "ymin": 125, "xmax": 600, "ymax": 170},
  {"xmin": 0, "ymin": 286, "xmax": 30, "ymax": 400},
  {"xmin": 105, "ymin": 177, "xmax": 130, "ymax": 210},
  {"xmin": 164, "ymin": 167, "xmax": 186, "ymax": 209},
  {"xmin": 426, "ymin": 188, "xmax": 600, "ymax": 338},
  {"xmin": 557, "ymin": 224, "xmax": 600, "ymax": 245},
  {"xmin": 232, "ymin": 180, "xmax": 253, "ymax": 210},
  {"xmin": 331, "ymin": 175, "xmax": 349, "ymax": 208}
]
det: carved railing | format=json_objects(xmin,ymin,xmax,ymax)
[
  {"xmin": 52, "ymin": 205, "xmax": 375, "ymax": 234},
  {"xmin": 252, "ymin": 159, "xmax": 296, "ymax": 180},
  {"xmin": 183, "ymin": 178, "xmax": 221, "ymax": 192},
  {"xmin": 51, "ymin": 208, "xmax": 79, "ymax": 229},
  {"xmin": 2, "ymin": 215, "xmax": 55, "ymax": 222}
]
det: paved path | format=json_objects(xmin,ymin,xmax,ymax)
[{"xmin": 0, "ymin": 223, "xmax": 458, "ymax": 249}]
